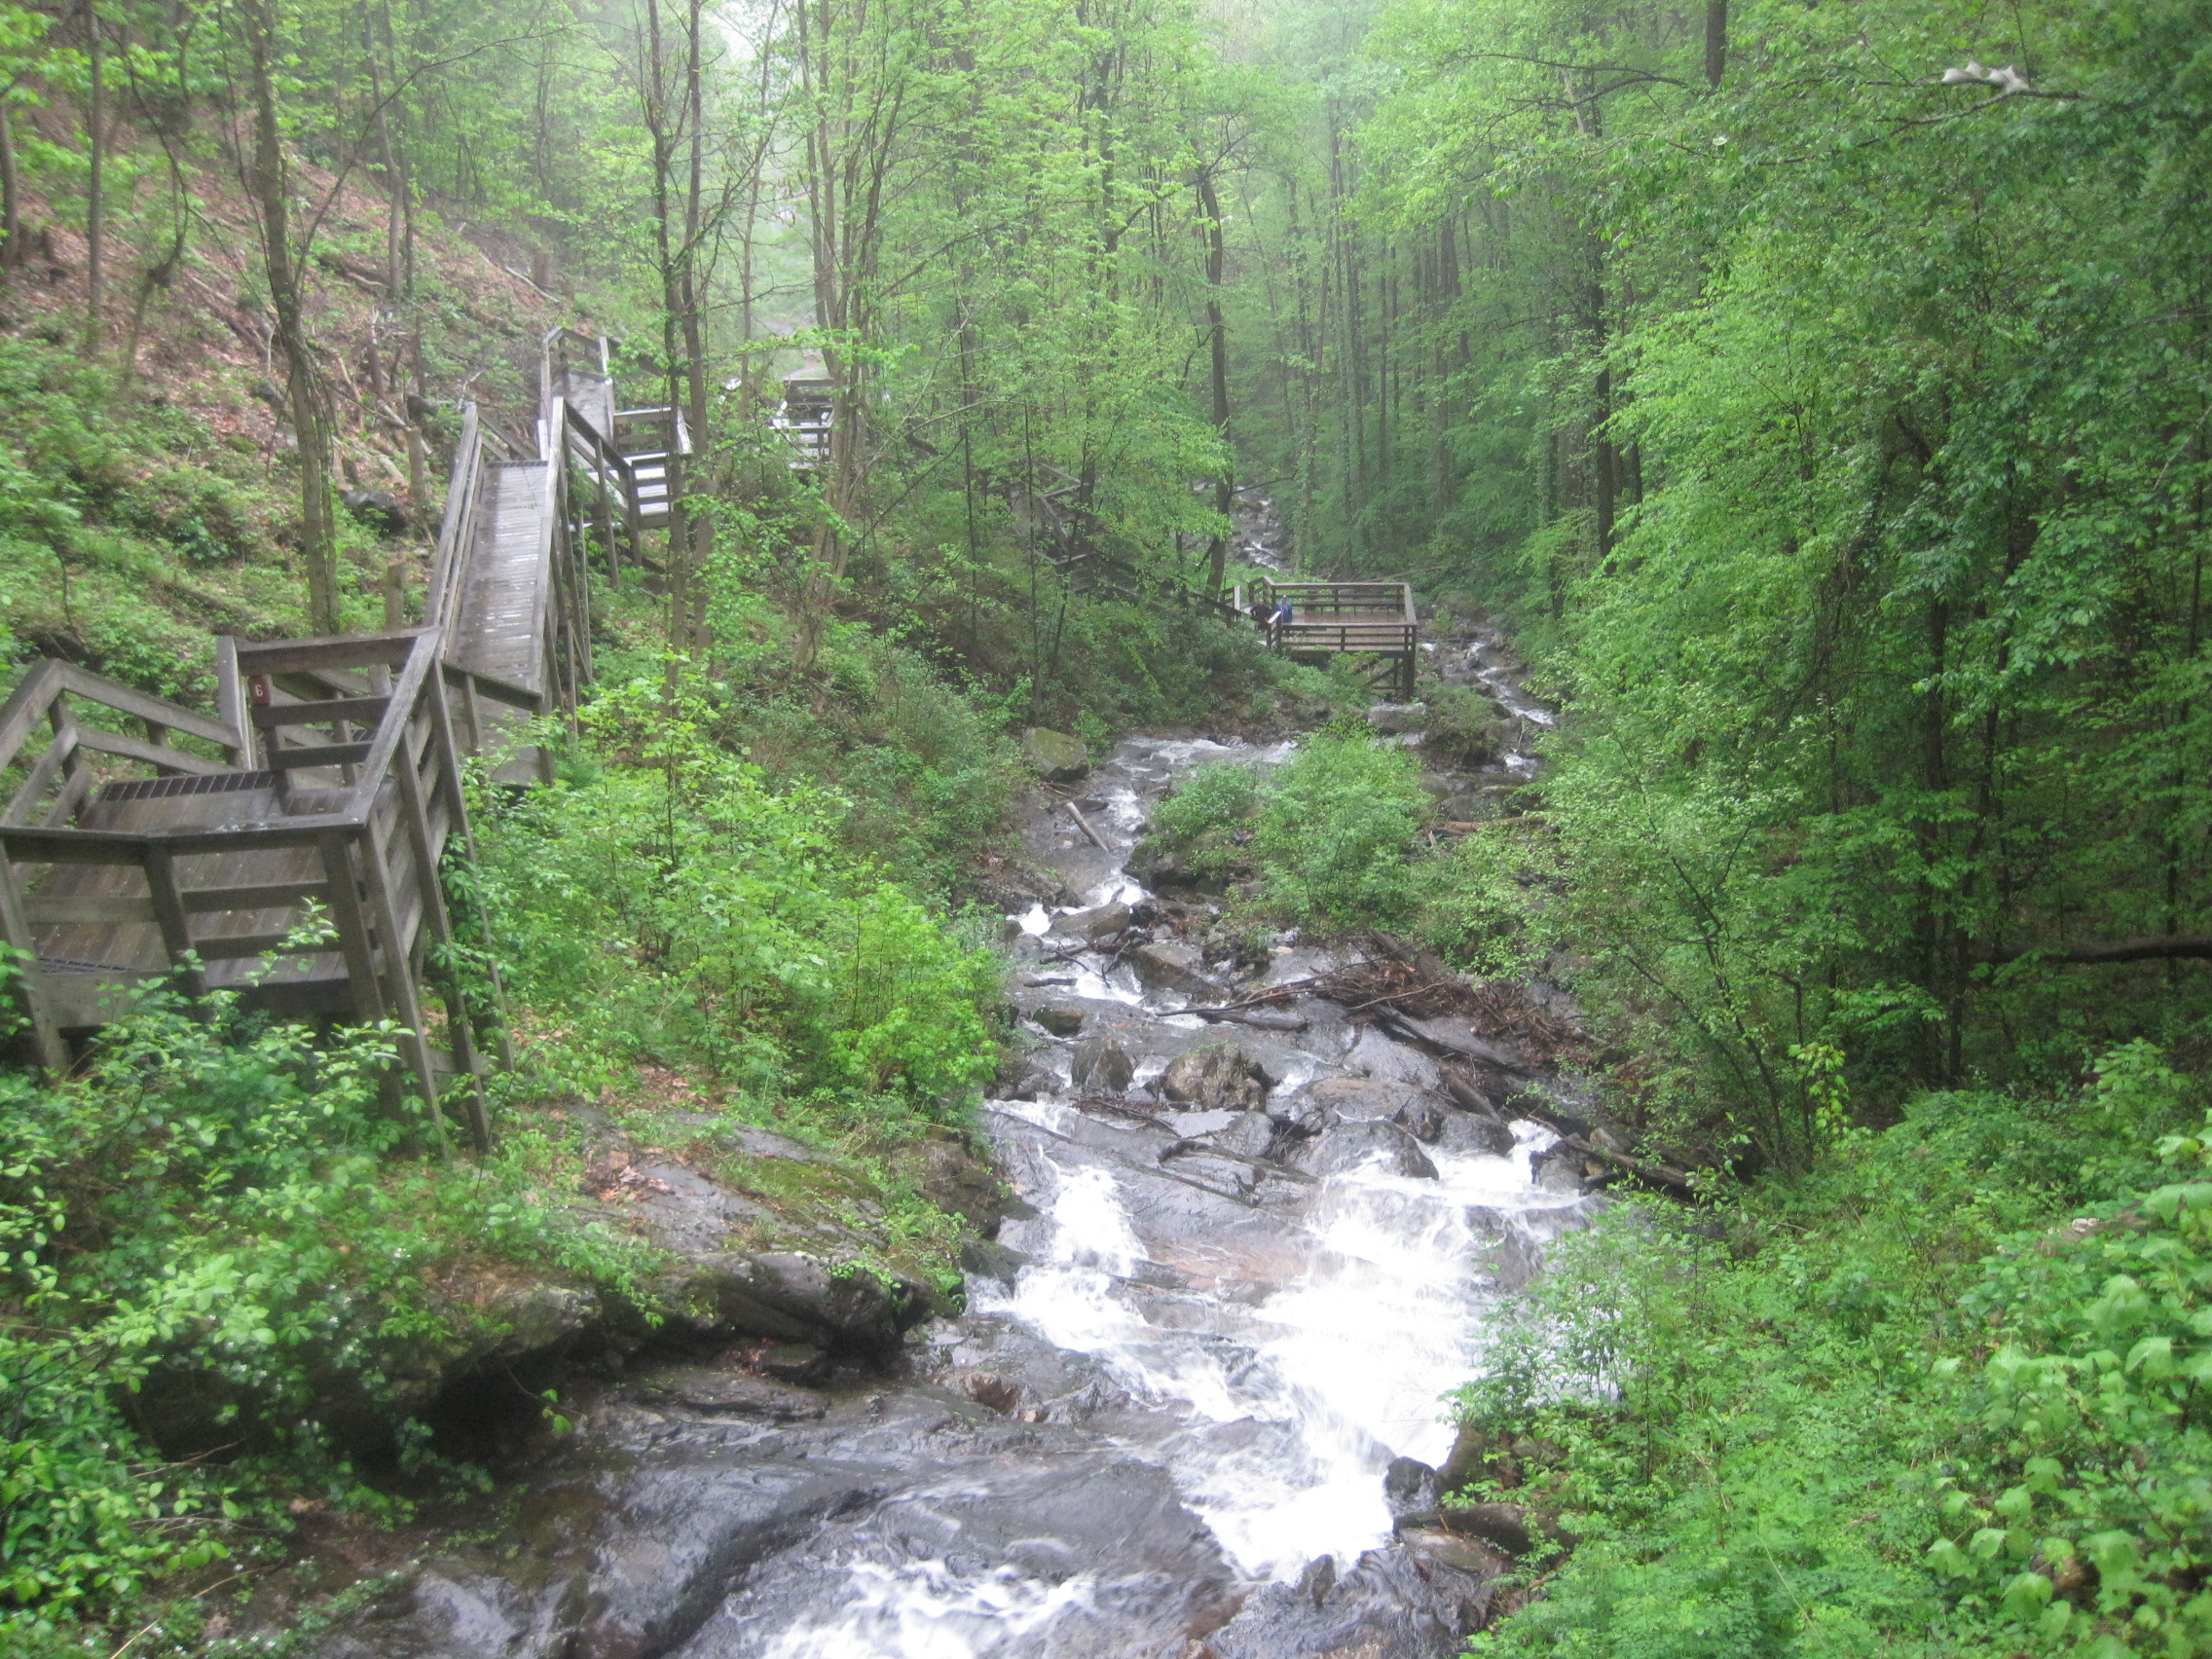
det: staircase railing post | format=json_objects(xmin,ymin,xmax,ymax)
[{"xmin": 0, "ymin": 837, "xmax": 66, "ymax": 1072}]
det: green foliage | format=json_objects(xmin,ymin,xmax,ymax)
[
  {"xmin": 0, "ymin": 336, "xmax": 304, "ymax": 701},
  {"xmin": 1212, "ymin": 0, "xmax": 2212, "ymax": 1161},
  {"xmin": 1419, "ymin": 686, "xmax": 1506, "ymax": 771},
  {"xmin": 1412, "ymin": 817, "xmax": 1552, "ymax": 978},
  {"xmin": 1252, "ymin": 725, "xmax": 1431, "ymax": 929},
  {"xmin": 0, "ymin": 992, "xmax": 659, "ymax": 1636},
  {"xmin": 1456, "ymin": 1045, "xmax": 2204, "ymax": 1659},
  {"xmin": 1140, "ymin": 730, "xmax": 1441, "ymax": 930},
  {"xmin": 478, "ymin": 677, "xmax": 1001, "ymax": 1118},
  {"xmin": 676, "ymin": 623, "xmax": 1025, "ymax": 902},
  {"xmin": 1147, "ymin": 759, "xmax": 1263, "ymax": 877}
]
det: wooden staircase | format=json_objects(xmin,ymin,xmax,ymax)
[{"xmin": 0, "ymin": 330, "xmax": 678, "ymax": 1147}]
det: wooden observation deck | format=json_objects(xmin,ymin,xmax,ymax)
[
  {"xmin": 1245, "ymin": 578, "xmax": 1419, "ymax": 700},
  {"xmin": 0, "ymin": 332, "xmax": 678, "ymax": 1149}
]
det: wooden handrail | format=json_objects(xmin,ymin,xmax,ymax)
[
  {"xmin": 425, "ymin": 402, "xmax": 484, "ymax": 630},
  {"xmin": 0, "ymin": 660, "xmax": 68, "ymax": 771},
  {"xmin": 237, "ymin": 631, "xmax": 427, "ymax": 676},
  {"xmin": 345, "ymin": 632, "xmax": 441, "ymax": 820},
  {"xmin": 559, "ymin": 401, "xmax": 636, "ymax": 485}
]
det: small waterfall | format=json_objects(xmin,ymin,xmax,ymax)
[
  {"xmin": 340, "ymin": 632, "xmax": 1593, "ymax": 1659},
  {"xmin": 758, "ymin": 1562, "xmax": 1107, "ymax": 1659},
  {"xmin": 980, "ymin": 1107, "xmax": 1574, "ymax": 1580}
]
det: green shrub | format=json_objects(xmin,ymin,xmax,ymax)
[
  {"xmin": 1414, "ymin": 817, "xmax": 1553, "ymax": 977},
  {"xmin": 1146, "ymin": 759, "xmax": 1263, "ymax": 876},
  {"xmin": 1421, "ymin": 684, "xmax": 1506, "ymax": 769},
  {"xmin": 1457, "ymin": 1045, "xmax": 2204, "ymax": 1659},
  {"xmin": 0, "ymin": 993, "xmax": 658, "ymax": 1637},
  {"xmin": 1252, "ymin": 726, "xmax": 1431, "ymax": 929},
  {"xmin": 478, "ymin": 677, "xmax": 1001, "ymax": 1118}
]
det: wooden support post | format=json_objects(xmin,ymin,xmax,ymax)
[
  {"xmin": 213, "ymin": 635, "xmax": 252, "ymax": 767},
  {"xmin": 461, "ymin": 674, "xmax": 486, "ymax": 759},
  {"xmin": 318, "ymin": 830, "xmax": 386, "ymax": 1026},
  {"xmin": 355, "ymin": 813, "xmax": 452, "ymax": 1156},
  {"xmin": 383, "ymin": 561, "xmax": 407, "ymax": 630},
  {"xmin": 142, "ymin": 845, "xmax": 207, "ymax": 1002},
  {"xmin": 593, "ymin": 431, "xmax": 620, "ymax": 591},
  {"xmin": 391, "ymin": 692, "xmax": 493, "ymax": 1152},
  {"xmin": 426, "ymin": 671, "xmax": 514, "ymax": 1071},
  {"xmin": 43, "ymin": 706, "xmax": 88, "ymax": 829},
  {"xmin": 0, "ymin": 843, "xmax": 66, "ymax": 1072}
]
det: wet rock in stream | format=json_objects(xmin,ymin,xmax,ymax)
[
  {"xmin": 1129, "ymin": 938, "xmax": 1224, "ymax": 997},
  {"xmin": 1157, "ymin": 1044, "xmax": 1272, "ymax": 1111},
  {"xmin": 1071, "ymin": 1036, "xmax": 1136, "ymax": 1092},
  {"xmin": 1298, "ymin": 1117, "xmax": 1439, "ymax": 1180},
  {"xmin": 1204, "ymin": 1546, "xmax": 1493, "ymax": 1659}
]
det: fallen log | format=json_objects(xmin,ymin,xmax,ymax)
[
  {"xmin": 1978, "ymin": 934, "xmax": 2212, "ymax": 966},
  {"xmin": 1183, "ymin": 1006, "xmax": 1310, "ymax": 1032},
  {"xmin": 1065, "ymin": 800, "xmax": 1111, "ymax": 851},
  {"xmin": 1375, "ymin": 1009, "xmax": 1533, "ymax": 1074},
  {"xmin": 1564, "ymin": 1137, "xmax": 1702, "ymax": 1202}
]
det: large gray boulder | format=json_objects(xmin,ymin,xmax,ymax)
[
  {"xmin": 1129, "ymin": 939, "xmax": 1222, "ymax": 997},
  {"xmin": 1198, "ymin": 1110, "xmax": 1281, "ymax": 1161},
  {"xmin": 1049, "ymin": 900, "xmax": 1132, "ymax": 942},
  {"xmin": 1071, "ymin": 1037, "xmax": 1135, "ymax": 1092},
  {"xmin": 1019, "ymin": 726, "xmax": 1089, "ymax": 781},
  {"xmin": 657, "ymin": 1251, "xmax": 930, "ymax": 1362},
  {"xmin": 1366, "ymin": 701, "xmax": 1428, "ymax": 734},
  {"xmin": 1301, "ymin": 1118, "xmax": 1439, "ymax": 1180},
  {"xmin": 1435, "ymin": 1108, "xmax": 1518, "ymax": 1158},
  {"xmin": 1157, "ymin": 1044, "xmax": 1272, "ymax": 1112},
  {"xmin": 1204, "ymin": 1544, "xmax": 1492, "ymax": 1659}
]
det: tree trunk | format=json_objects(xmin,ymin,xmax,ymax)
[
  {"xmin": 1, "ymin": 101, "xmax": 22, "ymax": 269},
  {"xmin": 680, "ymin": 0, "xmax": 713, "ymax": 653},
  {"xmin": 1705, "ymin": 2, "xmax": 1729, "ymax": 90},
  {"xmin": 1197, "ymin": 166, "xmax": 1233, "ymax": 593},
  {"xmin": 241, "ymin": 0, "xmax": 341, "ymax": 634},
  {"xmin": 85, "ymin": 0, "xmax": 104, "ymax": 346}
]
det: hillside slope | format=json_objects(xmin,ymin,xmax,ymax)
[{"xmin": 3, "ymin": 141, "xmax": 586, "ymax": 703}]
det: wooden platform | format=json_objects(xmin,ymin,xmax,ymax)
[
  {"xmin": 0, "ymin": 635, "xmax": 496, "ymax": 1149},
  {"xmin": 1249, "ymin": 579, "xmax": 1419, "ymax": 700}
]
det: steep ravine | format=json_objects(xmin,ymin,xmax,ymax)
[{"xmin": 308, "ymin": 630, "xmax": 1604, "ymax": 1659}]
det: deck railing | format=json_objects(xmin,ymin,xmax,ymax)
[
  {"xmin": 1241, "ymin": 578, "xmax": 1419, "ymax": 698},
  {"xmin": 0, "ymin": 334, "xmax": 675, "ymax": 1139}
]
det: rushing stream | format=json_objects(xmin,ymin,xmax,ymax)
[{"xmin": 316, "ymin": 617, "xmax": 1597, "ymax": 1659}]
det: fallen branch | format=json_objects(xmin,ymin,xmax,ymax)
[
  {"xmin": 1183, "ymin": 1006, "xmax": 1310, "ymax": 1032},
  {"xmin": 1979, "ymin": 935, "xmax": 2212, "ymax": 967},
  {"xmin": 1065, "ymin": 800, "xmax": 1110, "ymax": 851},
  {"xmin": 1564, "ymin": 1137, "xmax": 1701, "ymax": 1202}
]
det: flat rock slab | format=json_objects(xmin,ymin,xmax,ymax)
[
  {"xmin": 1298, "ymin": 1118, "xmax": 1438, "ymax": 1180},
  {"xmin": 1206, "ymin": 1545, "xmax": 1492, "ymax": 1659},
  {"xmin": 624, "ymin": 1365, "xmax": 828, "ymax": 1421},
  {"xmin": 1129, "ymin": 939, "xmax": 1224, "ymax": 998}
]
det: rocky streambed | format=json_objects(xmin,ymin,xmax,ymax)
[{"xmin": 306, "ymin": 629, "xmax": 1610, "ymax": 1659}]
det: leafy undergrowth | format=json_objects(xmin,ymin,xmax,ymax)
[
  {"xmin": 1140, "ymin": 719, "xmax": 1550, "ymax": 975},
  {"xmin": 0, "ymin": 998, "xmax": 663, "ymax": 1657},
  {"xmin": 0, "ymin": 672, "xmax": 1006, "ymax": 1654},
  {"xmin": 1454, "ymin": 1043, "xmax": 2212, "ymax": 1659},
  {"xmin": 474, "ymin": 675, "xmax": 1005, "ymax": 1112},
  {"xmin": 2, "ymin": 149, "xmax": 573, "ymax": 681}
]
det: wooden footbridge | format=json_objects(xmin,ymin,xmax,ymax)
[
  {"xmin": 1238, "ymin": 577, "xmax": 1419, "ymax": 701},
  {"xmin": 0, "ymin": 331, "xmax": 674, "ymax": 1150}
]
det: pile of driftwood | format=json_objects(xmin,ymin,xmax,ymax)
[
  {"xmin": 1185, "ymin": 936, "xmax": 1586, "ymax": 1068},
  {"xmin": 1184, "ymin": 936, "xmax": 1700, "ymax": 1199}
]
